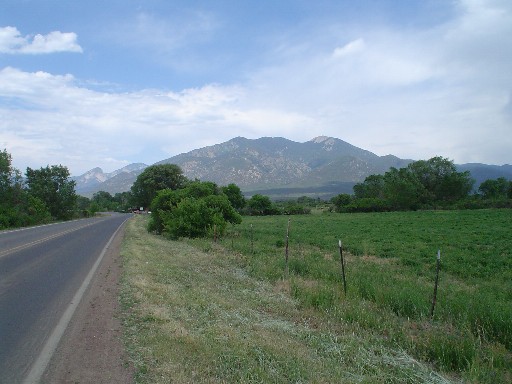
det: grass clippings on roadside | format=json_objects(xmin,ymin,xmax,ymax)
[{"xmin": 120, "ymin": 216, "xmax": 449, "ymax": 383}]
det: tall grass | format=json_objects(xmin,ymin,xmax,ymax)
[
  {"xmin": 121, "ymin": 216, "xmax": 452, "ymax": 383},
  {"xmin": 216, "ymin": 209, "xmax": 512, "ymax": 383}
]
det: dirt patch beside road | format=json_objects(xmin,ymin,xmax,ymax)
[{"xmin": 42, "ymin": 221, "xmax": 134, "ymax": 384}]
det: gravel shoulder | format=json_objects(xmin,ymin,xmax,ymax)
[{"xmin": 41, "ymin": 221, "xmax": 134, "ymax": 384}]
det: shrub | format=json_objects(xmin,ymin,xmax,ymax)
[
  {"xmin": 281, "ymin": 202, "xmax": 311, "ymax": 215},
  {"xmin": 344, "ymin": 198, "xmax": 390, "ymax": 212},
  {"xmin": 245, "ymin": 194, "xmax": 279, "ymax": 216},
  {"xmin": 149, "ymin": 181, "xmax": 242, "ymax": 239}
]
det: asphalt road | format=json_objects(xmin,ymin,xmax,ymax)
[{"xmin": 0, "ymin": 213, "xmax": 131, "ymax": 384}]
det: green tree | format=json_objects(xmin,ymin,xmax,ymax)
[
  {"xmin": 161, "ymin": 197, "xmax": 212, "ymax": 238},
  {"xmin": 221, "ymin": 183, "xmax": 246, "ymax": 210},
  {"xmin": 246, "ymin": 194, "xmax": 276, "ymax": 216},
  {"xmin": 186, "ymin": 181, "xmax": 220, "ymax": 198},
  {"xmin": 24, "ymin": 195, "xmax": 52, "ymax": 224},
  {"xmin": 131, "ymin": 164, "xmax": 187, "ymax": 209},
  {"xmin": 203, "ymin": 194, "xmax": 242, "ymax": 225},
  {"xmin": 0, "ymin": 149, "xmax": 14, "ymax": 194},
  {"xmin": 25, "ymin": 165, "xmax": 77, "ymax": 220},
  {"xmin": 383, "ymin": 167, "xmax": 425, "ymax": 210},
  {"xmin": 75, "ymin": 195, "xmax": 91, "ymax": 217},
  {"xmin": 0, "ymin": 149, "xmax": 23, "ymax": 205},
  {"xmin": 148, "ymin": 188, "xmax": 183, "ymax": 233},
  {"xmin": 479, "ymin": 177, "xmax": 509, "ymax": 199},
  {"xmin": 350, "ymin": 157, "xmax": 474, "ymax": 212},
  {"xmin": 407, "ymin": 157, "xmax": 473, "ymax": 203},
  {"xmin": 89, "ymin": 201, "xmax": 101, "ymax": 216},
  {"xmin": 113, "ymin": 191, "xmax": 132, "ymax": 211},
  {"xmin": 91, "ymin": 191, "xmax": 117, "ymax": 211},
  {"xmin": 353, "ymin": 174, "xmax": 385, "ymax": 199},
  {"xmin": 331, "ymin": 193, "xmax": 352, "ymax": 212},
  {"xmin": 0, "ymin": 194, "xmax": 51, "ymax": 229},
  {"xmin": 0, "ymin": 149, "xmax": 52, "ymax": 228}
]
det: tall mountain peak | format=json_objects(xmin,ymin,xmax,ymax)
[
  {"xmin": 310, "ymin": 136, "xmax": 332, "ymax": 143},
  {"xmin": 156, "ymin": 136, "xmax": 406, "ymax": 192},
  {"xmin": 74, "ymin": 163, "xmax": 148, "ymax": 197}
]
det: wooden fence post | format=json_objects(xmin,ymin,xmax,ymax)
[
  {"xmin": 250, "ymin": 224, "xmax": 254, "ymax": 254},
  {"xmin": 285, "ymin": 218, "xmax": 291, "ymax": 278},
  {"xmin": 430, "ymin": 249, "xmax": 441, "ymax": 318},
  {"xmin": 339, "ymin": 240, "xmax": 347, "ymax": 296}
]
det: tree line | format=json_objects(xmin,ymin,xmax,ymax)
[
  {"xmin": 331, "ymin": 156, "xmax": 512, "ymax": 212},
  {"xmin": 0, "ymin": 148, "xmax": 133, "ymax": 229},
  {"xmin": 1, "ymin": 149, "xmax": 77, "ymax": 229},
  {"xmin": 2, "ymin": 148, "xmax": 510, "ymax": 233}
]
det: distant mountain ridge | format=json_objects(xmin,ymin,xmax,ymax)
[
  {"xmin": 73, "ymin": 163, "xmax": 147, "ymax": 197},
  {"xmin": 457, "ymin": 163, "xmax": 512, "ymax": 187},
  {"xmin": 73, "ymin": 136, "xmax": 512, "ymax": 199},
  {"xmin": 155, "ymin": 136, "xmax": 412, "ymax": 196}
]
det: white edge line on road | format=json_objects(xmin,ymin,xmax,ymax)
[{"xmin": 22, "ymin": 217, "xmax": 130, "ymax": 384}]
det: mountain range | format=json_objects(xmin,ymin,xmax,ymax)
[
  {"xmin": 73, "ymin": 136, "xmax": 512, "ymax": 199},
  {"xmin": 73, "ymin": 163, "xmax": 148, "ymax": 197}
]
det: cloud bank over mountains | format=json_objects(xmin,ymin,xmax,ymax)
[{"xmin": 0, "ymin": 0, "xmax": 510, "ymax": 175}]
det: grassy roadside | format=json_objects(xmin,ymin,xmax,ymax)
[{"xmin": 120, "ymin": 215, "xmax": 450, "ymax": 383}]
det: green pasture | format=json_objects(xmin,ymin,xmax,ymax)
[
  {"xmin": 122, "ymin": 216, "xmax": 452, "ymax": 383},
  {"xmin": 206, "ymin": 209, "xmax": 512, "ymax": 382}
]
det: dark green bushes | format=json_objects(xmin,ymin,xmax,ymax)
[{"xmin": 149, "ymin": 181, "xmax": 242, "ymax": 239}]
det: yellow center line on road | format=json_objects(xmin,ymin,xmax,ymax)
[{"xmin": 0, "ymin": 221, "xmax": 100, "ymax": 259}]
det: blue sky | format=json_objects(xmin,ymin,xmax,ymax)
[{"xmin": 1, "ymin": 0, "xmax": 511, "ymax": 175}]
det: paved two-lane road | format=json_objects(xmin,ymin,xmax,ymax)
[{"xmin": 0, "ymin": 213, "xmax": 131, "ymax": 383}]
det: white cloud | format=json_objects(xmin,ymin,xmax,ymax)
[
  {"xmin": 0, "ymin": 26, "xmax": 82, "ymax": 54},
  {"xmin": 0, "ymin": 26, "xmax": 25, "ymax": 52},
  {"xmin": 0, "ymin": 67, "xmax": 312, "ymax": 174},
  {"xmin": 439, "ymin": 0, "xmax": 512, "ymax": 84},
  {"xmin": 1, "ymin": 0, "xmax": 511, "ymax": 175},
  {"xmin": 332, "ymin": 38, "xmax": 365, "ymax": 58},
  {"xmin": 238, "ymin": 0, "xmax": 512, "ymax": 164}
]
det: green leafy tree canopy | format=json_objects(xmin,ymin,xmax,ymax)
[
  {"xmin": 479, "ymin": 177, "xmax": 510, "ymax": 200},
  {"xmin": 149, "ymin": 180, "xmax": 242, "ymax": 239},
  {"xmin": 221, "ymin": 183, "xmax": 246, "ymax": 210},
  {"xmin": 246, "ymin": 194, "xmax": 277, "ymax": 216},
  {"xmin": 351, "ymin": 156, "xmax": 474, "ymax": 211},
  {"xmin": 25, "ymin": 164, "xmax": 77, "ymax": 220},
  {"xmin": 131, "ymin": 164, "xmax": 187, "ymax": 209}
]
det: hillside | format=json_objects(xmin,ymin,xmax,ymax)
[{"xmin": 156, "ymin": 136, "xmax": 411, "ymax": 198}]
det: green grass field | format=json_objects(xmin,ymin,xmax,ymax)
[
  {"xmin": 121, "ymin": 209, "xmax": 511, "ymax": 383},
  {"xmin": 216, "ymin": 209, "xmax": 512, "ymax": 382}
]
